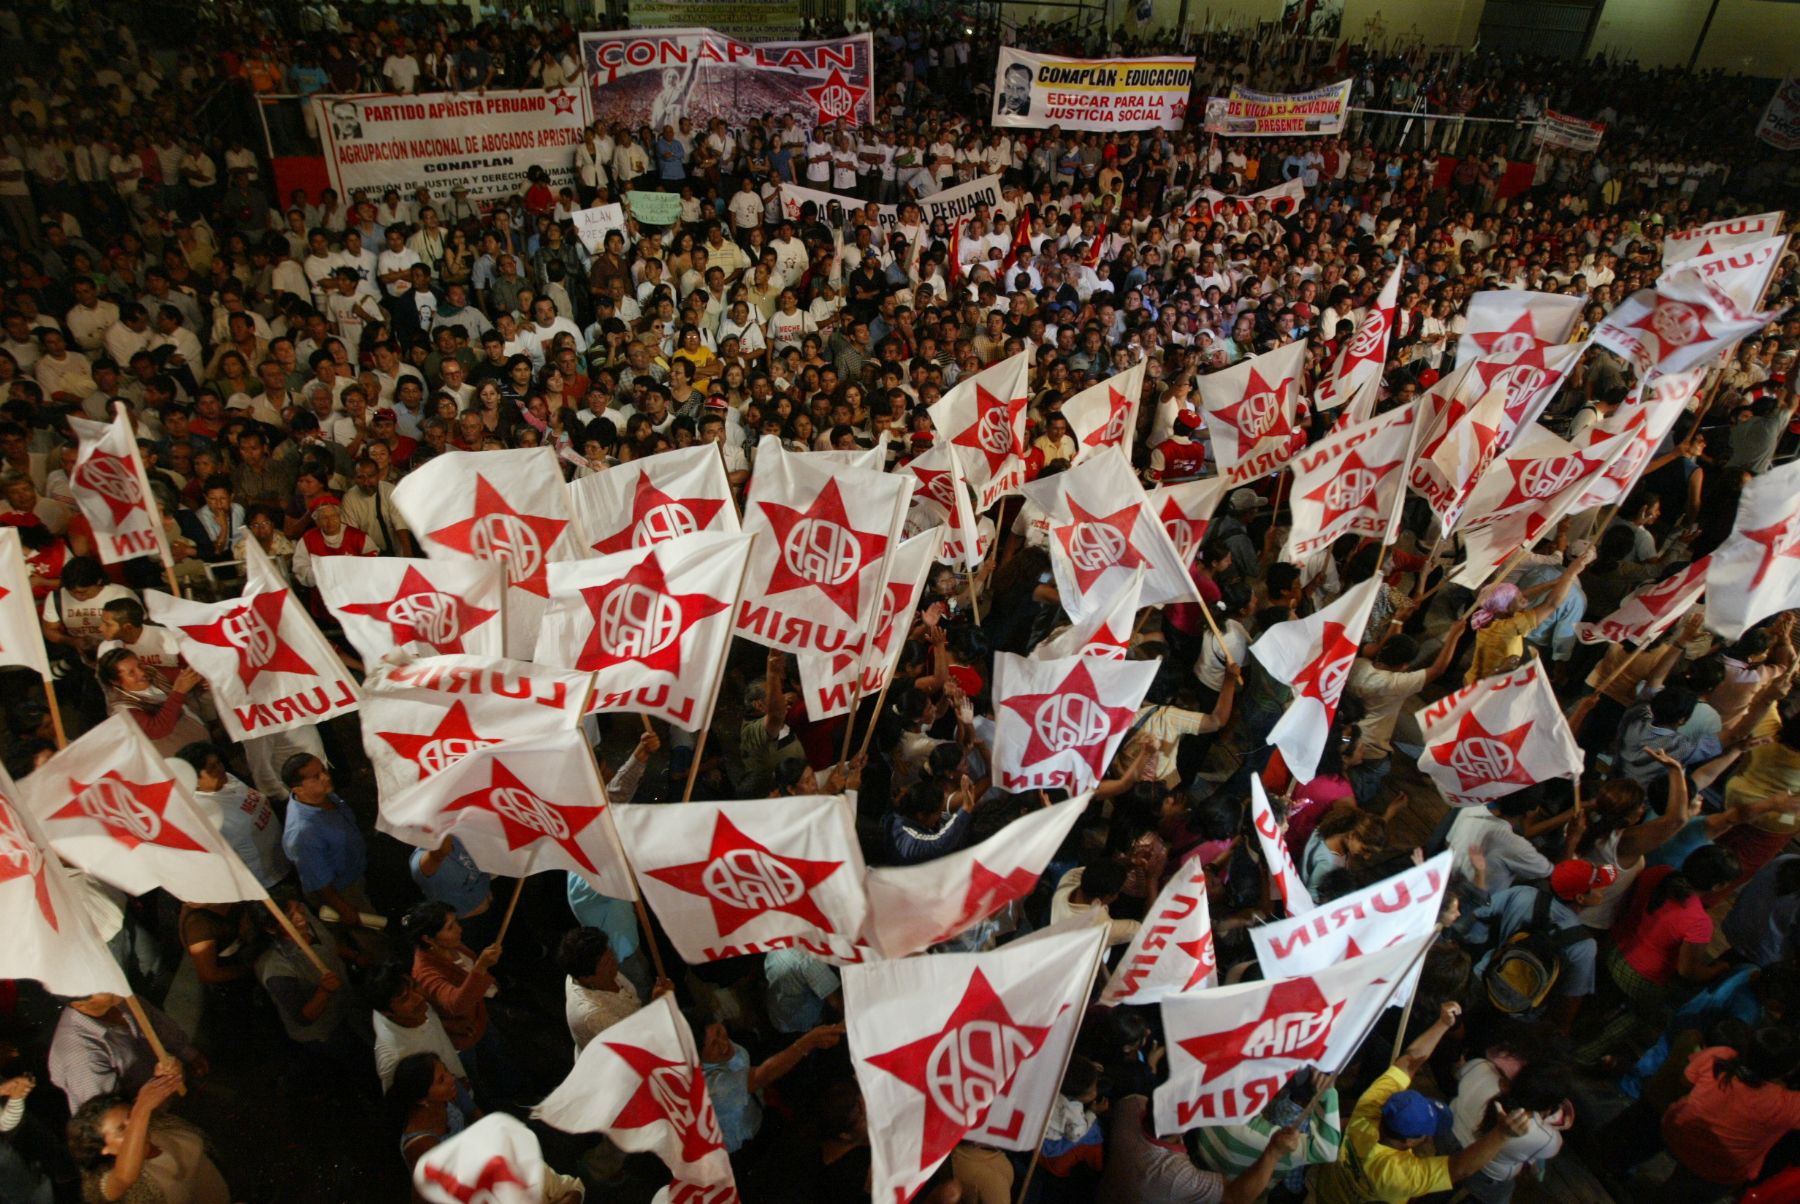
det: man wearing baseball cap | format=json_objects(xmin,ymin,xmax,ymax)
[
  {"xmin": 1468, "ymin": 858, "xmax": 1615, "ymax": 1030},
  {"xmin": 1310, "ymin": 1001, "xmax": 1531, "ymax": 1203}
]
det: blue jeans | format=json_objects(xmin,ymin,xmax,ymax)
[{"xmin": 1348, "ymin": 756, "xmax": 1391, "ymax": 808}]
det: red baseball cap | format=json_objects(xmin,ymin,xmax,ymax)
[{"xmin": 1550, "ymin": 859, "xmax": 1618, "ymax": 901}]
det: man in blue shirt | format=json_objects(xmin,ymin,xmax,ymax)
[
  {"xmin": 411, "ymin": 835, "xmax": 495, "ymax": 947},
  {"xmin": 655, "ymin": 127, "xmax": 687, "ymax": 186},
  {"xmin": 683, "ymin": 1007, "xmax": 843, "ymax": 1153},
  {"xmin": 1469, "ymin": 859, "xmax": 1613, "ymax": 1031},
  {"xmin": 279, "ymin": 754, "xmax": 377, "ymax": 952}
]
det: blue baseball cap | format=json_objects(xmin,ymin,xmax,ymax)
[{"xmin": 1380, "ymin": 1090, "xmax": 1446, "ymax": 1141}]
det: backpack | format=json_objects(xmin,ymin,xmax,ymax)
[{"xmin": 1482, "ymin": 889, "xmax": 1589, "ymax": 1016}]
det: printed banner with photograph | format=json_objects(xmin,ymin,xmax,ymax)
[
  {"xmin": 1206, "ymin": 79, "xmax": 1351, "ymax": 137},
  {"xmin": 1531, "ymin": 109, "xmax": 1606, "ymax": 153},
  {"xmin": 312, "ymin": 89, "xmax": 590, "ymax": 208},
  {"xmin": 778, "ymin": 173, "xmax": 1004, "ymax": 233},
  {"xmin": 581, "ymin": 29, "xmax": 875, "ymax": 131},
  {"xmin": 990, "ymin": 48, "xmax": 1194, "ymax": 132},
  {"xmin": 1758, "ymin": 74, "xmax": 1800, "ymax": 152},
  {"xmin": 630, "ymin": 0, "xmax": 802, "ymax": 39}
]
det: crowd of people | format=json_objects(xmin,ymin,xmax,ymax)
[{"xmin": 0, "ymin": 2, "xmax": 1796, "ymax": 1203}]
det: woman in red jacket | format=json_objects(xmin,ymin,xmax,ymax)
[{"xmin": 400, "ymin": 901, "xmax": 510, "ymax": 1107}]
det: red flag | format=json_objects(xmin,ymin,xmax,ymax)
[
  {"xmin": 1099, "ymin": 860, "xmax": 1216, "ymax": 1005},
  {"xmin": 394, "ymin": 447, "xmax": 582, "ymax": 658},
  {"xmin": 1314, "ymin": 260, "xmax": 1400, "ymax": 422},
  {"xmin": 926, "ymin": 350, "xmax": 1033, "ymax": 511},
  {"xmin": 534, "ymin": 994, "xmax": 735, "ymax": 1189},
  {"xmin": 0, "ymin": 527, "xmax": 49, "ymax": 676},
  {"xmin": 1194, "ymin": 341, "xmax": 1308, "ymax": 484},
  {"xmin": 861, "ymin": 795, "xmax": 1092, "ymax": 959},
  {"xmin": 1453, "ymin": 290, "xmax": 1583, "ymax": 369},
  {"xmin": 0, "ymin": 765, "xmax": 131, "ymax": 997},
  {"xmin": 149, "ymin": 540, "xmax": 360, "ymax": 740},
  {"xmin": 537, "ymin": 531, "xmax": 750, "ymax": 730},
  {"xmin": 1706, "ymin": 457, "xmax": 1800, "ymax": 640},
  {"xmin": 415, "ymin": 1114, "xmax": 553, "ymax": 1204},
  {"xmin": 67, "ymin": 411, "xmax": 171, "ymax": 565},
  {"xmin": 20, "ymin": 713, "xmax": 267, "ymax": 902},
  {"xmin": 613, "ymin": 794, "xmax": 868, "ymax": 963},
  {"xmin": 1417, "ymin": 662, "xmax": 1582, "ymax": 808},
  {"xmin": 1284, "ymin": 401, "xmax": 1416, "ymax": 562},
  {"xmin": 567, "ymin": 443, "xmax": 738, "ymax": 556},
  {"xmin": 380, "ymin": 727, "xmax": 634, "ymax": 896},
  {"xmin": 1251, "ymin": 576, "xmax": 1381, "ymax": 782},
  {"xmin": 317, "ymin": 558, "xmax": 504, "ymax": 664},
  {"xmin": 991, "ymin": 653, "xmax": 1156, "ymax": 793},
  {"xmin": 1062, "ymin": 361, "xmax": 1145, "ymax": 465},
  {"xmin": 1001, "ymin": 205, "xmax": 1033, "ymax": 277},
  {"xmin": 734, "ymin": 437, "xmax": 912, "ymax": 656},
  {"xmin": 844, "ymin": 922, "xmax": 1107, "ymax": 1202},
  {"xmin": 946, "ymin": 216, "xmax": 967, "ymax": 286},
  {"xmin": 1154, "ymin": 933, "xmax": 1430, "ymax": 1130}
]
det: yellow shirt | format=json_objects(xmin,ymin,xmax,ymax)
[
  {"xmin": 1724, "ymin": 735, "xmax": 1800, "ymax": 834},
  {"xmin": 1308, "ymin": 1067, "xmax": 1453, "ymax": 1204},
  {"xmin": 1464, "ymin": 612, "xmax": 1535, "ymax": 684}
]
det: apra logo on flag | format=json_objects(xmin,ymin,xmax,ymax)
[
  {"xmin": 414, "ymin": 1114, "xmax": 546, "ymax": 1204},
  {"xmin": 320, "ymin": 559, "xmax": 503, "ymax": 664},
  {"xmin": 67, "ymin": 412, "xmax": 168, "ymax": 565},
  {"xmin": 1416, "ymin": 663, "xmax": 1582, "ymax": 806},
  {"xmin": 569, "ymin": 443, "xmax": 737, "ymax": 556},
  {"xmin": 992, "ymin": 654, "xmax": 1156, "ymax": 793},
  {"xmin": 1251, "ymin": 775, "xmax": 1314, "ymax": 916},
  {"xmin": 1196, "ymin": 341, "xmax": 1308, "ymax": 484}
]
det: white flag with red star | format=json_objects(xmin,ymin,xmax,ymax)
[
  {"xmin": 394, "ymin": 447, "xmax": 582, "ymax": 658},
  {"xmin": 1662, "ymin": 211, "xmax": 1784, "ymax": 265},
  {"xmin": 613, "ymin": 795, "xmax": 867, "ymax": 964},
  {"xmin": 1578, "ymin": 557, "xmax": 1709, "ymax": 647},
  {"xmin": 1592, "ymin": 273, "xmax": 1774, "ymax": 379},
  {"xmin": 1417, "ymin": 662, "xmax": 1582, "ymax": 808},
  {"xmin": 414, "ymin": 1114, "xmax": 547, "ymax": 1204},
  {"xmin": 1099, "ymin": 859, "xmax": 1216, "ymax": 1005},
  {"xmin": 1148, "ymin": 477, "xmax": 1229, "ymax": 571},
  {"xmin": 1033, "ymin": 566, "xmax": 1141, "ymax": 662},
  {"xmin": 1195, "ymin": 341, "xmax": 1308, "ymax": 485},
  {"xmin": 567, "ymin": 443, "xmax": 739, "ymax": 557},
  {"xmin": 19, "ymin": 713, "xmax": 267, "ymax": 902},
  {"xmin": 0, "ymin": 764, "xmax": 130, "ymax": 997},
  {"xmin": 148, "ymin": 540, "xmax": 360, "ymax": 740},
  {"xmin": 926, "ymin": 350, "xmax": 1032, "ymax": 511},
  {"xmin": 734, "ymin": 437, "xmax": 912, "ymax": 657},
  {"xmin": 1154, "ymin": 933, "xmax": 1430, "ymax": 1131},
  {"xmin": 1453, "ymin": 290, "xmax": 1583, "ymax": 369},
  {"xmin": 537, "ymin": 532, "xmax": 750, "ymax": 731},
  {"xmin": 0, "ymin": 527, "xmax": 49, "ymax": 676},
  {"xmin": 317, "ymin": 557, "xmax": 504, "ymax": 665},
  {"xmin": 862, "ymin": 795, "xmax": 1091, "ymax": 959},
  {"xmin": 991, "ymin": 653, "xmax": 1157, "ymax": 794},
  {"xmin": 1315, "ymin": 260, "xmax": 1401, "ymax": 422},
  {"xmin": 1409, "ymin": 374, "xmax": 1512, "ymax": 535},
  {"xmin": 1251, "ymin": 775, "xmax": 1314, "ymax": 916},
  {"xmin": 1250, "ymin": 853, "xmax": 1451, "ymax": 995},
  {"xmin": 380, "ymin": 727, "xmax": 633, "ymax": 895},
  {"xmin": 1284, "ymin": 402, "xmax": 1417, "ymax": 562},
  {"xmin": 67, "ymin": 411, "xmax": 171, "ymax": 566},
  {"xmin": 902, "ymin": 443, "xmax": 984, "ymax": 570},
  {"xmin": 1706, "ymin": 457, "xmax": 1800, "ymax": 640},
  {"xmin": 1063, "ymin": 360, "xmax": 1144, "ymax": 465},
  {"xmin": 1252, "ymin": 576, "xmax": 1382, "ymax": 783},
  {"xmin": 845, "ymin": 921, "xmax": 1107, "ymax": 1202},
  {"xmin": 534, "ymin": 993, "xmax": 734, "ymax": 1189},
  {"xmin": 1021, "ymin": 447, "xmax": 1198, "ymax": 621},
  {"xmin": 1568, "ymin": 369, "xmax": 1706, "ymax": 513},
  {"xmin": 360, "ymin": 653, "xmax": 594, "ymax": 832},
  {"xmin": 798, "ymin": 528, "xmax": 942, "ymax": 721},
  {"xmin": 1659, "ymin": 234, "xmax": 1786, "ymax": 314}
]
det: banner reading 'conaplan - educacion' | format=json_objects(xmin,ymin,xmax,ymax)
[
  {"xmin": 312, "ymin": 89, "xmax": 590, "ymax": 208},
  {"xmin": 991, "ymin": 47, "xmax": 1194, "ymax": 132},
  {"xmin": 581, "ymin": 29, "xmax": 875, "ymax": 131}
]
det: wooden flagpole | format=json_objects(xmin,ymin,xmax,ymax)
[
  {"xmin": 493, "ymin": 875, "xmax": 529, "ymax": 946},
  {"xmin": 1013, "ymin": 935, "xmax": 1110, "ymax": 1204},
  {"xmin": 123, "ymin": 994, "xmax": 174, "ymax": 1066},
  {"xmin": 684, "ymin": 543, "xmax": 753, "ymax": 804},
  {"xmin": 41, "ymin": 675, "xmax": 68, "ymax": 748},
  {"xmin": 577, "ymin": 737, "xmax": 674, "ymax": 983},
  {"xmin": 259, "ymin": 896, "xmax": 334, "ymax": 978}
]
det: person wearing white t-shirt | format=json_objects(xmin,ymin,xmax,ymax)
[
  {"xmin": 765, "ymin": 290, "xmax": 817, "ymax": 355},
  {"xmin": 383, "ymin": 52, "xmax": 421, "ymax": 93},
  {"xmin": 376, "ymin": 228, "xmax": 421, "ymax": 298},
  {"xmin": 803, "ymin": 133, "xmax": 832, "ymax": 184},
  {"xmin": 831, "ymin": 135, "xmax": 859, "ymax": 193},
  {"xmin": 177, "ymin": 746, "xmax": 292, "ymax": 891},
  {"xmin": 43, "ymin": 565, "xmax": 137, "ymax": 656}
]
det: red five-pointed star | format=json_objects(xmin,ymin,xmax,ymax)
[
  {"xmin": 1300, "ymin": 447, "xmax": 1399, "ymax": 531},
  {"xmin": 50, "ymin": 771, "xmax": 205, "ymax": 853},
  {"xmin": 428, "ymin": 474, "xmax": 569, "ymax": 598},
  {"xmin": 1178, "ymin": 977, "xmax": 1343, "ymax": 1084},
  {"xmin": 603, "ymin": 1041, "xmax": 724, "ymax": 1164},
  {"xmin": 419, "ymin": 1156, "xmax": 527, "ymax": 1203},
  {"xmin": 0, "ymin": 795, "xmax": 57, "ymax": 929},
  {"xmin": 180, "ymin": 590, "xmax": 315, "ymax": 686},
  {"xmin": 757, "ymin": 477, "xmax": 888, "ymax": 620},
  {"xmin": 548, "ymin": 88, "xmax": 577, "ymax": 115},
  {"xmin": 1054, "ymin": 497, "xmax": 1147, "ymax": 593},
  {"xmin": 443, "ymin": 759, "xmax": 606, "ymax": 875},
  {"xmin": 927, "ymin": 859, "xmax": 1040, "ymax": 946},
  {"xmin": 339, "ymin": 566, "xmax": 497, "ymax": 653},
  {"xmin": 71, "ymin": 450, "xmax": 146, "ymax": 525},
  {"xmin": 1428, "ymin": 711, "xmax": 1537, "ymax": 792},
  {"xmin": 1082, "ymin": 386, "xmax": 1135, "ymax": 448},
  {"xmin": 1466, "ymin": 309, "xmax": 1544, "ymax": 357},
  {"xmin": 378, "ymin": 701, "xmax": 499, "ymax": 780},
  {"xmin": 1496, "ymin": 447, "xmax": 1593, "ymax": 512},
  {"xmin": 804, "ymin": 67, "xmax": 868, "ymax": 126},
  {"xmin": 1740, "ymin": 503, "xmax": 1800, "ymax": 589},
  {"xmin": 594, "ymin": 471, "xmax": 727, "ymax": 555},
  {"xmin": 908, "ymin": 462, "xmax": 958, "ymax": 510},
  {"xmin": 577, "ymin": 548, "xmax": 727, "ymax": 676},
  {"xmin": 647, "ymin": 814, "xmax": 844, "ymax": 937},
  {"xmin": 951, "ymin": 384, "xmax": 1027, "ymax": 475},
  {"xmin": 1177, "ymin": 933, "xmax": 1216, "ymax": 991},
  {"xmin": 1158, "ymin": 496, "xmax": 1209, "ymax": 565},
  {"xmin": 864, "ymin": 969, "xmax": 1055, "ymax": 1173},
  {"xmin": 1000, "ymin": 659, "xmax": 1137, "ymax": 783},
  {"xmin": 1291, "ymin": 621, "xmax": 1357, "ymax": 707},
  {"xmin": 1210, "ymin": 367, "xmax": 1293, "ymax": 447},
  {"xmin": 1627, "ymin": 297, "xmax": 1716, "ymax": 353}
]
